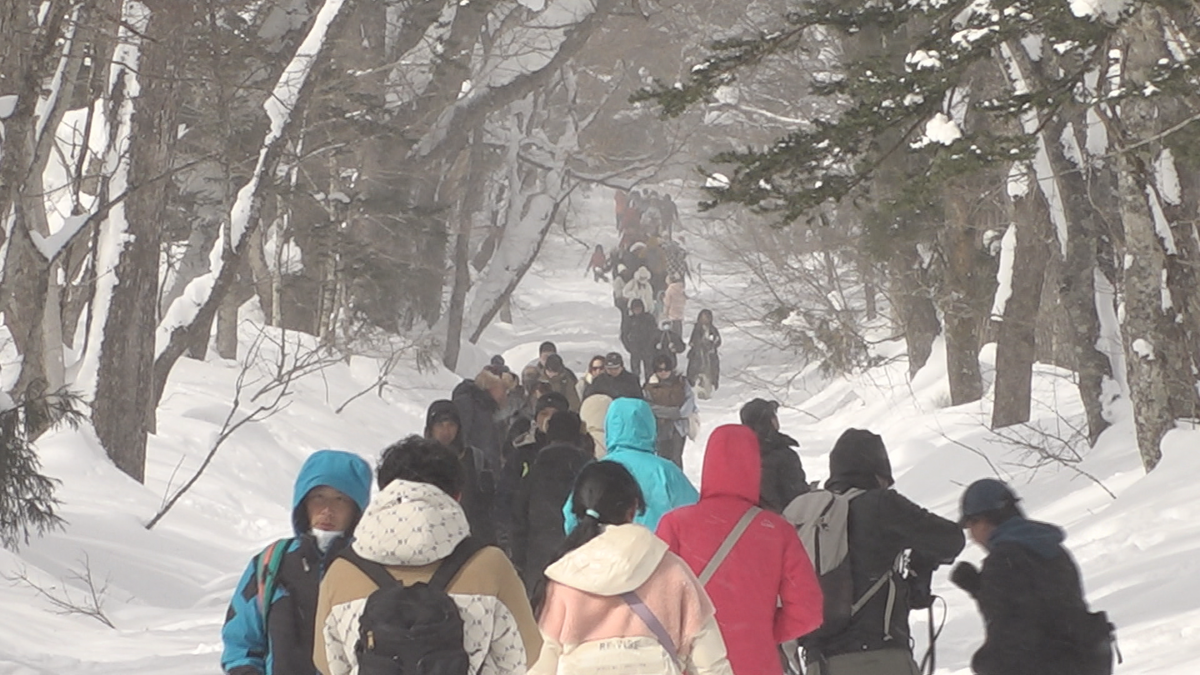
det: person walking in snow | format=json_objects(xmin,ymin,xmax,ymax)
[
  {"xmin": 499, "ymin": 391, "xmax": 571, "ymax": 559},
  {"xmin": 622, "ymin": 266, "xmax": 655, "ymax": 320},
  {"xmin": 314, "ymin": 436, "xmax": 542, "ymax": 675},
  {"xmin": 452, "ymin": 367, "xmax": 511, "ymax": 475},
  {"xmin": 951, "ymin": 479, "xmax": 1115, "ymax": 675},
  {"xmin": 582, "ymin": 352, "xmax": 644, "ymax": 400},
  {"xmin": 511, "ymin": 411, "xmax": 593, "ymax": 596},
  {"xmin": 576, "ymin": 354, "xmax": 606, "ymax": 402},
  {"xmin": 523, "ymin": 341, "xmax": 559, "ymax": 390},
  {"xmin": 540, "ymin": 353, "xmax": 581, "ymax": 412},
  {"xmin": 579, "ymin": 392, "xmax": 612, "ymax": 457},
  {"xmin": 587, "ymin": 244, "xmax": 609, "ymax": 282},
  {"xmin": 621, "ymin": 298, "xmax": 660, "ymax": 382},
  {"xmin": 531, "ymin": 461, "xmax": 734, "ymax": 675},
  {"xmin": 687, "ymin": 308, "xmax": 722, "ymax": 394},
  {"xmin": 562, "ymin": 397, "xmax": 698, "ymax": 534},
  {"xmin": 739, "ymin": 398, "xmax": 809, "ymax": 514},
  {"xmin": 643, "ymin": 353, "xmax": 695, "ymax": 468},
  {"xmin": 800, "ymin": 429, "xmax": 964, "ymax": 675},
  {"xmin": 424, "ymin": 399, "xmax": 496, "ymax": 544},
  {"xmin": 221, "ymin": 450, "xmax": 372, "ymax": 675},
  {"xmin": 612, "ymin": 264, "xmax": 631, "ymax": 313},
  {"xmin": 657, "ymin": 425, "xmax": 825, "ymax": 675}
]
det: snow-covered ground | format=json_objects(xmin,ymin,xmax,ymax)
[{"xmin": 2, "ymin": 190, "xmax": 1198, "ymax": 674}]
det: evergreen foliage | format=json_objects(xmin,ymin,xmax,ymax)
[{"xmin": 0, "ymin": 391, "xmax": 85, "ymax": 551}]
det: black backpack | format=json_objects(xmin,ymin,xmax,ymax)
[{"xmin": 339, "ymin": 537, "xmax": 485, "ymax": 675}]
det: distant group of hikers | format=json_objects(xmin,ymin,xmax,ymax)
[{"xmin": 221, "ymin": 358, "xmax": 1119, "ymax": 675}]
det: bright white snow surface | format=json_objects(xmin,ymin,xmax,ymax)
[{"xmin": 3, "ymin": 191, "xmax": 1200, "ymax": 673}]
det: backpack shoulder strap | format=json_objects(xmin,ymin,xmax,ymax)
[
  {"xmin": 256, "ymin": 538, "xmax": 293, "ymax": 619},
  {"xmin": 336, "ymin": 546, "xmax": 401, "ymax": 590},
  {"xmin": 698, "ymin": 506, "xmax": 761, "ymax": 585},
  {"xmin": 429, "ymin": 537, "xmax": 486, "ymax": 592},
  {"xmin": 621, "ymin": 591, "xmax": 680, "ymax": 663}
]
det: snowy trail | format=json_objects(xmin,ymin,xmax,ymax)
[{"xmin": 3, "ymin": 196, "xmax": 1199, "ymax": 673}]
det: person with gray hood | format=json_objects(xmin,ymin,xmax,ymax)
[{"xmin": 802, "ymin": 429, "xmax": 964, "ymax": 675}]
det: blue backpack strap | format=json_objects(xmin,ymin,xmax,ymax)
[{"xmin": 255, "ymin": 538, "xmax": 292, "ymax": 626}]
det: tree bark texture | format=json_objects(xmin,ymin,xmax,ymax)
[
  {"xmin": 890, "ymin": 246, "xmax": 940, "ymax": 376},
  {"xmin": 93, "ymin": 0, "xmax": 190, "ymax": 483},
  {"xmin": 992, "ymin": 172, "xmax": 1052, "ymax": 429}
]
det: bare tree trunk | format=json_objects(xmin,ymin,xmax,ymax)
[
  {"xmin": 93, "ymin": 0, "xmax": 191, "ymax": 483},
  {"xmin": 938, "ymin": 198, "xmax": 987, "ymax": 405},
  {"xmin": 992, "ymin": 170, "xmax": 1052, "ymax": 428},
  {"xmin": 444, "ymin": 130, "xmax": 487, "ymax": 370},
  {"xmin": 890, "ymin": 245, "xmax": 940, "ymax": 376}
]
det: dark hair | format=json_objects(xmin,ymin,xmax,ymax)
[
  {"xmin": 529, "ymin": 381, "xmax": 554, "ymax": 399},
  {"xmin": 652, "ymin": 352, "xmax": 675, "ymax": 373},
  {"xmin": 490, "ymin": 354, "xmax": 506, "ymax": 368},
  {"xmin": 544, "ymin": 353, "xmax": 564, "ymax": 372},
  {"xmin": 697, "ymin": 308, "xmax": 713, "ymax": 323},
  {"xmin": 629, "ymin": 298, "xmax": 645, "ymax": 312},
  {"xmin": 376, "ymin": 435, "xmax": 464, "ymax": 497},
  {"xmin": 533, "ymin": 462, "xmax": 645, "ymax": 615},
  {"xmin": 588, "ymin": 354, "xmax": 605, "ymax": 368},
  {"xmin": 539, "ymin": 341, "xmax": 557, "ymax": 355},
  {"xmin": 546, "ymin": 410, "xmax": 584, "ymax": 444}
]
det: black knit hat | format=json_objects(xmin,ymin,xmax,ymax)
[
  {"xmin": 424, "ymin": 400, "xmax": 461, "ymax": 436},
  {"xmin": 535, "ymin": 391, "xmax": 570, "ymax": 414}
]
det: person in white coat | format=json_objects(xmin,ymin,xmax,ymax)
[
  {"xmin": 531, "ymin": 461, "xmax": 733, "ymax": 675},
  {"xmin": 622, "ymin": 267, "xmax": 656, "ymax": 321}
]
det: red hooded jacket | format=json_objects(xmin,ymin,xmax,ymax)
[{"xmin": 656, "ymin": 424, "xmax": 823, "ymax": 675}]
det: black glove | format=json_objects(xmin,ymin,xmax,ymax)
[{"xmin": 950, "ymin": 561, "xmax": 981, "ymax": 596}]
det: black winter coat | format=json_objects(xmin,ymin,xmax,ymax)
[
  {"xmin": 621, "ymin": 311, "xmax": 660, "ymax": 356},
  {"xmin": 812, "ymin": 456, "xmax": 964, "ymax": 659},
  {"xmin": 452, "ymin": 379, "xmax": 503, "ymax": 470},
  {"xmin": 511, "ymin": 442, "xmax": 591, "ymax": 596},
  {"xmin": 583, "ymin": 371, "xmax": 644, "ymax": 400},
  {"xmin": 757, "ymin": 431, "xmax": 809, "ymax": 513},
  {"xmin": 966, "ymin": 518, "xmax": 1112, "ymax": 675}
]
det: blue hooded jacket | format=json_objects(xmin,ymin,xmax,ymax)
[
  {"xmin": 222, "ymin": 450, "xmax": 372, "ymax": 675},
  {"xmin": 562, "ymin": 398, "xmax": 698, "ymax": 533}
]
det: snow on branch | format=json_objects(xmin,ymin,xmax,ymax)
[{"xmin": 155, "ymin": 0, "xmax": 351, "ymax": 361}]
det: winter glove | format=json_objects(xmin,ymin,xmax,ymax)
[{"xmin": 950, "ymin": 561, "xmax": 981, "ymax": 596}]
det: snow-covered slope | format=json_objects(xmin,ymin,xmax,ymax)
[{"xmin": 1, "ymin": 192, "xmax": 1197, "ymax": 674}]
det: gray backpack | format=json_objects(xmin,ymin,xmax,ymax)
[{"xmin": 784, "ymin": 488, "xmax": 898, "ymax": 639}]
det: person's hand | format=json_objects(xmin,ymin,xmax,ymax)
[{"xmin": 950, "ymin": 561, "xmax": 981, "ymax": 596}]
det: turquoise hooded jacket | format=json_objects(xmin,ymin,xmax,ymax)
[{"xmin": 563, "ymin": 397, "xmax": 698, "ymax": 532}]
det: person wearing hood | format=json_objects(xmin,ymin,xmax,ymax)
[
  {"xmin": 802, "ymin": 429, "xmax": 964, "ymax": 675},
  {"xmin": 562, "ymin": 397, "xmax": 698, "ymax": 533},
  {"xmin": 662, "ymin": 274, "xmax": 688, "ymax": 340},
  {"xmin": 425, "ymin": 399, "xmax": 496, "ymax": 544},
  {"xmin": 620, "ymin": 299, "xmax": 660, "ymax": 382},
  {"xmin": 687, "ymin": 309, "xmax": 722, "ymax": 392},
  {"xmin": 657, "ymin": 425, "xmax": 824, "ymax": 675},
  {"xmin": 578, "ymin": 392, "xmax": 612, "ymax": 458},
  {"xmin": 739, "ymin": 398, "xmax": 810, "ymax": 513},
  {"xmin": 584, "ymin": 352, "xmax": 644, "ymax": 400},
  {"xmin": 512, "ymin": 411, "xmax": 594, "ymax": 596},
  {"xmin": 622, "ymin": 266, "xmax": 656, "ymax": 320},
  {"xmin": 452, "ymin": 368, "xmax": 510, "ymax": 474},
  {"xmin": 532, "ymin": 461, "xmax": 734, "ymax": 675},
  {"xmin": 222, "ymin": 450, "xmax": 372, "ymax": 675},
  {"xmin": 950, "ymin": 479, "xmax": 1114, "ymax": 675},
  {"xmin": 315, "ymin": 436, "xmax": 541, "ymax": 675}
]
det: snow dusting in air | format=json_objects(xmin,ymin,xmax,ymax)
[{"xmin": 4, "ymin": 164, "xmax": 1200, "ymax": 675}]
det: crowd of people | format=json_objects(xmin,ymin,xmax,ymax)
[
  {"xmin": 220, "ymin": 187, "xmax": 1115, "ymax": 675},
  {"xmin": 221, "ymin": 373, "xmax": 1117, "ymax": 675}
]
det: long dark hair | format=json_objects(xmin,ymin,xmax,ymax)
[{"xmin": 532, "ymin": 461, "xmax": 646, "ymax": 613}]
